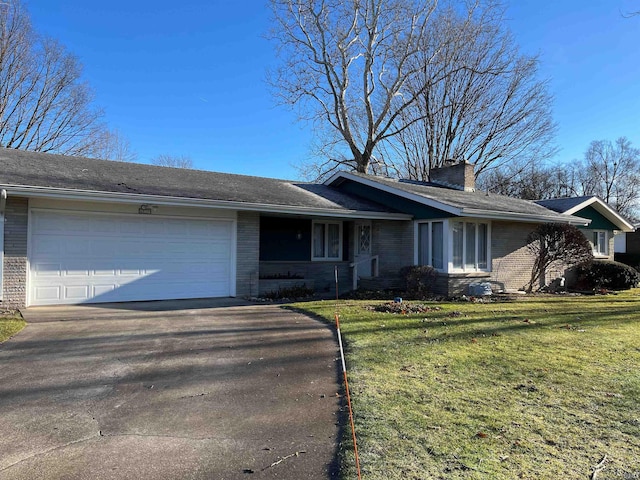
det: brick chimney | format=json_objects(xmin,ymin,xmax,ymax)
[{"xmin": 429, "ymin": 160, "xmax": 476, "ymax": 192}]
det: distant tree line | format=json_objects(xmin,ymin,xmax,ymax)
[
  {"xmin": 478, "ymin": 137, "xmax": 640, "ymax": 219},
  {"xmin": 0, "ymin": 0, "xmax": 194, "ymax": 168}
]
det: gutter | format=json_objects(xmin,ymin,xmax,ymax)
[
  {"xmin": 1, "ymin": 184, "xmax": 412, "ymax": 221},
  {"xmin": 460, "ymin": 208, "xmax": 591, "ymax": 226}
]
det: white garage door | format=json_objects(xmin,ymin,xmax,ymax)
[{"xmin": 29, "ymin": 210, "xmax": 235, "ymax": 306}]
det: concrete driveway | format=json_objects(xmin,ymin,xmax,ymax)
[{"xmin": 0, "ymin": 299, "xmax": 341, "ymax": 479}]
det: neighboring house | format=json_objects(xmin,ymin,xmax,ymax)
[
  {"xmin": 0, "ymin": 150, "xmax": 615, "ymax": 308},
  {"xmin": 614, "ymin": 222, "xmax": 640, "ymax": 256},
  {"xmin": 535, "ymin": 196, "xmax": 634, "ymax": 260}
]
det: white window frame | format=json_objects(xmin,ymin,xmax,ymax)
[
  {"xmin": 414, "ymin": 219, "xmax": 447, "ymax": 272},
  {"xmin": 591, "ymin": 230, "xmax": 609, "ymax": 257},
  {"xmin": 311, "ymin": 220, "xmax": 343, "ymax": 261},
  {"xmin": 416, "ymin": 219, "xmax": 492, "ymax": 274},
  {"xmin": 449, "ymin": 220, "xmax": 491, "ymax": 273}
]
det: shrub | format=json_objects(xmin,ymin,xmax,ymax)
[
  {"xmin": 263, "ymin": 284, "xmax": 314, "ymax": 299},
  {"xmin": 399, "ymin": 265, "xmax": 437, "ymax": 299},
  {"xmin": 576, "ymin": 260, "xmax": 640, "ymax": 290}
]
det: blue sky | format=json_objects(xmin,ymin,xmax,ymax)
[{"xmin": 26, "ymin": 1, "xmax": 640, "ymax": 180}]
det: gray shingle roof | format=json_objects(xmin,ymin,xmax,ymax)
[
  {"xmin": 344, "ymin": 172, "xmax": 578, "ymax": 219},
  {"xmin": 535, "ymin": 196, "xmax": 594, "ymax": 213},
  {"xmin": 0, "ymin": 149, "xmax": 396, "ymax": 214}
]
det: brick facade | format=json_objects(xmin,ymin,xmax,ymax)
[
  {"xmin": 371, "ymin": 219, "xmax": 414, "ymax": 275},
  {"xmin": 490, "ymin": 221, "xmax": 539, "ymax": 292},
  {"xmin": 2, "ymin": 197, "xmax": 28, "ymax": 309},
  {"xmin": 236, "ymin": 211, "xmax": 260, "ymax": 298}
]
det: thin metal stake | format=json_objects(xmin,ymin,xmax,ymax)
[{"xmin": 334, "ymin": 266, "xmax": 362, "ymax": 479}]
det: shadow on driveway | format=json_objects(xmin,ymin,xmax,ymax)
[{"xmin": 0, "ymin": 301, "xmax": 342, "ymax": 479}]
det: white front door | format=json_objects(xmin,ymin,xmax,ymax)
[{"xmin": 354, "ymin": 221, "xmax": 372, "ymax": 277}]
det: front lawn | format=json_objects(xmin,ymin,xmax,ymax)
[
  {"xmin": 295, "ymin": 291, "xmax": 640, "ymax": 479},
  {"xmin": 0, "ymin": 313, "xmax": 26, "ymax": 343}
]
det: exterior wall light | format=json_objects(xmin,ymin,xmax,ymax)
[{"xmin": 138, "ymin": 204, "xmax": 153, "ymax": 214}]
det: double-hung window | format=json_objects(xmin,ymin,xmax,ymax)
[
  {"xmin": 591, "ymin": 230, "xmax": 608, "ymax": 256},
  {"xmin": 312, "ymin": 221, "xmax": 342, "ymax": 260}
]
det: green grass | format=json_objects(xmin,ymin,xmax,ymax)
[
  {"xmin": 294, "ymin": 291, "xmax": 640, "ymax": 479},
  {"xmin": 0, "ymin": 313, "xmax": 26, "ymax": 343}
]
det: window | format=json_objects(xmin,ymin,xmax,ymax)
[
  {"xmin": 417, "ymin": 221, "xmax": 444, "ymax": 270},
  {"xmin": 356, "ymin": 223, "xmax": 371, "ymax": 254},
  {"xmin": 452, "ymin": 221, "xmax": 490, "ymax": 272},
  {"xmin": 592, "ymin": 230, "xmax": 608, "ymax": 256},
  {"xmin": 312, "ymin": 221, "xmax": 342, "ymax": 260},
  {"xmin": 416, "ymin": 219, "xmax": 490, "ymax": 273}
]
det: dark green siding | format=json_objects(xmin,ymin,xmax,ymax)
[
  {"xmin": 576, "ymin": 205, "xmax": 619, "ymax": 231},
  {"xmin": 337, "ymin": 180, "xmax": 454, "ymax": 219},
  {"xmin": 260, "ymin": 217, "xmax": 311, "ymax": 261},
  {"xmin": 259, "ymin": 216, "xmax": 351, "ymax": 261}
]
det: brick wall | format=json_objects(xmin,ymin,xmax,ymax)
[
  {"xmin": 429, "ymin": 162, "xmax": 476, "ymax": 191},
  {"xmin": 2, "ymin": 197, "xmax": 28, "ymax": 309},
  {"xmin": 490, "ymin": 221, "xmax": 537, "ymax": 292},
  {"xmin": 236, "ymin": 211, "xmax": 260, "ymax": 297},
  {"xmin": 372, "ymin": 220, "xmax": 413, "ymax": 275}
]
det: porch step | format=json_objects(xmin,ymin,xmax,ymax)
[{"xmin": 359, "ymin": 276, "xmax": 404, "ymax": 291}]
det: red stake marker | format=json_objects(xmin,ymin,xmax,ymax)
[{"xmin": 335, "ymin": 266, "xmax": 362, "ymax": 479}]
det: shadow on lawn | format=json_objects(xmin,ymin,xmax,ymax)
[{"xmin": 289, "ymin": 302, "xmax": 640, "ymax": 344}]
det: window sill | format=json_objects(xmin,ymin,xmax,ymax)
[{"xmin": 444, "ymin": 271, "xmax": 491, "ymax": 277}]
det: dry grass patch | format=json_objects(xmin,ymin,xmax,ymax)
[
  {"xmin": 294, "ymin": 291, "xmax": 640, "ymax": 479},
  {"xmin": 0, "ymin": 313, "xmax": 26, "ymax": 343}
]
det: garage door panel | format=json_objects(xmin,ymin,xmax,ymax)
[{"xmin": 29, "ymin": 211, "xmax": 235, "ymax": 306}]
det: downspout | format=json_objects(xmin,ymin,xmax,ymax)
[{"xmin": 0, "ymin": 189, "xmax": 6, "ymax": 214}]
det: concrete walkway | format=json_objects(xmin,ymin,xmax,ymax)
[{"xmin": 0, "ymin": 300, "xmax": 341, "ymax": 479}]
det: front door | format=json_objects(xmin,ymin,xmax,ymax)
[{"xmin": 354, "ymin": 221, "xmax": 372, "ymax": 277}]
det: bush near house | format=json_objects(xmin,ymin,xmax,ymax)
[
  {"xmin": 576, "ymin": 259, "xmax": 640, "ymax": 290},
  {"xmin": 399, "ymin": 265, "xmax": 437, "ymax": 299}
]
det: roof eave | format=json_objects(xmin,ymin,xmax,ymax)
[
  {"xmin": 564, "ymin": 197, "xmax": 634, "ymax": 232},
  {"xmin": 461, "ymin": 208, "xmax": 592, "ymax": 226},
  {"xmin": 1, "ymin": 184, "xmax": 412, "ymax": 220},
  {"xmin": 325, "ymin": 171, "xmax": 461, "ymax": 215}
]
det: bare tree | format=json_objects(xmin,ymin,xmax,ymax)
[
  {"xmin": 386, "ymin": 3, "xmax": 556, "ymax": 180},
  {"xmin": 477, "ymin": 162, "xmax": 580, "ymax": 200},
  {"xmin": 0, "ymin": 0, "xmax": 108, "ymax": 156},
  {"xmin": 526, "ymin": 223, "xmax": 593, "ymax": 293},
  {"xmin": 151, "ymin": 154, "xmax": 194, "ymax": 169},
  {"xmin": 86, "ymin": 128, "xmax": 138, "ymax": 162},
  {"xmin": 268, "ymin": 0, "xmax": 488, "ymax": 177},
  {"xmin": 577, "ymin": 137, "xmax": 640, "ymax": 218}
]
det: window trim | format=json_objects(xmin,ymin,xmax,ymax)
[
  {"xmin": 311, "ymin": 220, "xmax": 343, "ymax": 261},
  {"xmin": 449, "ymin": 220, "xmax": 491, "ymax": 273},
  {"xmin": 416, "ymin": 219, "xmax": 492, "ymax": 274},
  {"xmin": 414, "ymin": 219, "xmax": 447, "ymax": 272}
]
